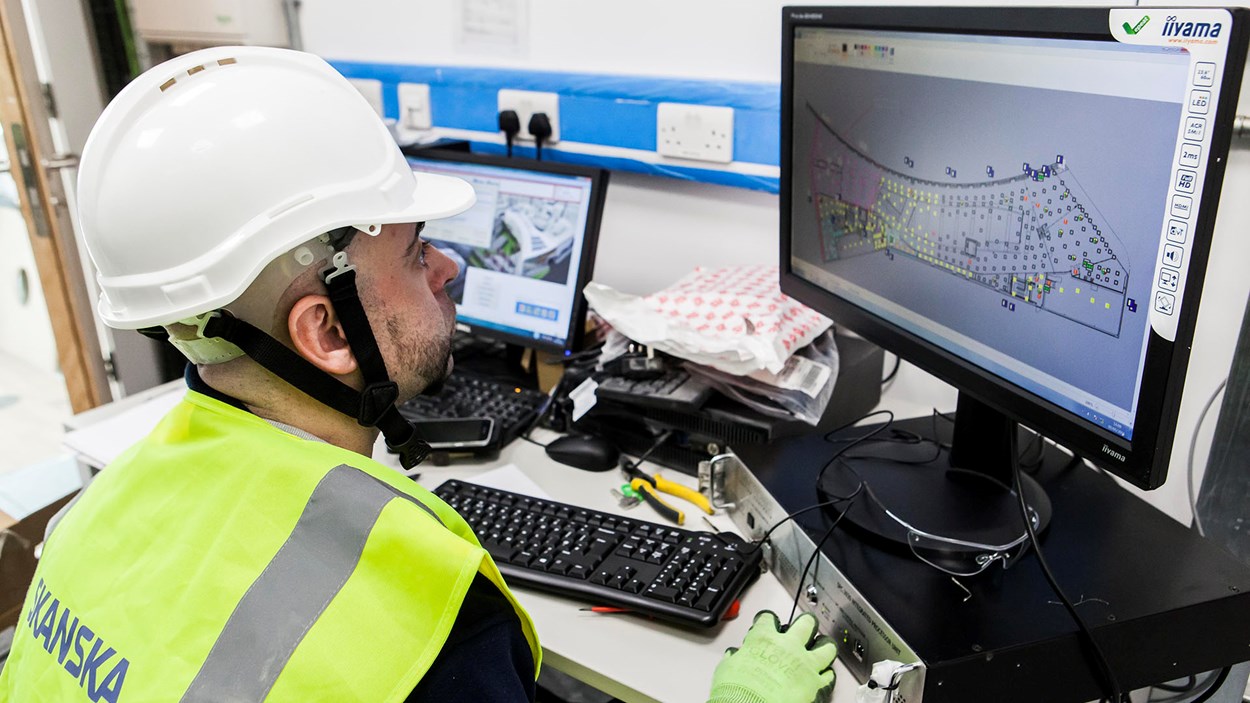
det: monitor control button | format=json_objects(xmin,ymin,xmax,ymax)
[
  {"xmin": 1158, "ymin": 268, "xmax": 1180, "ymax": 293},
  {"xmin": 1170, "ymin": 195, "xmax": 1193, "ymax": 219},
  {"xmin": 1154, "ymin": 291, "xmax": 1176, "ymax": 316},
  {"xmin": 1166, "ymin": 220, "xmax": 1188, "ymax": 244},
  {"xmin": 1189, "ymin": 89, "xmax": 1211, "ymax": 115},
  {"xmin": 1162, "ymin": 244, "xmax": 1184, "ymax": 269},
  {"xmin": 1184, "ymin": 117, "xmax": 1206, "ymax": 142},
  {"xmin": 1174, "ymin": 170, "xmax": 1197, "ymax": 194},
  {"xmin": 1179, "ymin": 143, "xmax": 1202, "ymax": 168}
]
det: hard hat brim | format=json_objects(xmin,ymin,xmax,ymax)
[{"xmin": 396, "ymin": 169, "xmax": 478, "ymax": 225}]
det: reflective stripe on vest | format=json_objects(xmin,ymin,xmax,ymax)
[{"xmin": 182, "ymin": 464, "xmax": 442, "ymax": 701}]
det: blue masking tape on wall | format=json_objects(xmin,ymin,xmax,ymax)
[
  {"xmin": 330, "ymin": 61, "xmax": 781, "ymax": 192},
  {"xmin": 463, "ymin": 141, "xmax": 781, "ymax": 192},
  {"xmin": 734, "ymin": 108, "xmax": 781, "ymax": 168},
  {"xmin": 333, "ymin": 63, "xmax": 779, "ymax": 109},
  {"xmin": 561, "ymin": 96, "xmax": 657, "ymax": 152}
]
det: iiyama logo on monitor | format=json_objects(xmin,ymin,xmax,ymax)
[
  {"xmin": 1101, "ymin": 445, "xmax": 1128, "ymax": 463},
  {"xmin": 790, "ymin": 11, "xmax": 823, "ymax": 20},
  {"xmin": 1162, "ymin": 15, "xmax": 1224, "ymax": 38}
]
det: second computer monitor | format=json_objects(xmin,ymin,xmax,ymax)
[{"xmin": 407, "ymin": 150, "xmax": 609, "ymax": 354}]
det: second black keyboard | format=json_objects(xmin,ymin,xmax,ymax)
[
  {"xmin": 595, "ymin": 367, "xmax": 714, "ymax": 411},
  {"xmin": 434, "ymin": 479, "xmax": 761, "ymax": 628},
  {"xmin": 399, "ymin": 372, "xmax": 547, "ymax": 448}
]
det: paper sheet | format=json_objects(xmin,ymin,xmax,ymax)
[
  {"xmin": 463, "ymin": 464, "xmax": 552, "ymax": 500},
  {"xmin": 61, "ymin": 387, "xmax": 183, "ymax": 468}
]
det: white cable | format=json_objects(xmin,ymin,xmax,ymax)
[{"xmin": 1187, "ymin": 378, "xmax": 1227, "ymax": 538}]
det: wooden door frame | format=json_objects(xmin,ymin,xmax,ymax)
[{"xmin": 0, "ymin": 0, "xmax": 110, "ymax": 412}]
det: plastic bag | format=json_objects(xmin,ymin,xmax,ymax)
[
  {"xmin": 583, "ymin": 265, "xmax": 832, "ymax": 375},
  {"xmin": 683, "ymin": 329, "xmax": 840, "ymax": 425}
]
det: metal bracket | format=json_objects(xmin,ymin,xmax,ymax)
[
  {"xmin": 698, "ymin": 452, "xmax": 740, "ymax": 510},
  {"xmin": 41, "ymin": 153, "xmax": 79, "ymax": 171}
]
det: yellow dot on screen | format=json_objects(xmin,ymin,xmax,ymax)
[{"xmin": 1090, "ymin": 297, "xmax": 1096, "ymax": 304}]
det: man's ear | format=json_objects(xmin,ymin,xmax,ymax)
[{"xmin": 288, "ymin": 294, "xmax": 357, "ymax": 376}]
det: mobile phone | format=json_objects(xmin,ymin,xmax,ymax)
[{"xmin": 412, "ymin": 417, "xmax": 496, "ymax": 449}]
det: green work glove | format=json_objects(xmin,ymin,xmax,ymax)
[{"xmin": 707, "ymin": 610, "xmax": 837, "ymax": 703}]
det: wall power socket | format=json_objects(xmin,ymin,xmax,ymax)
[
  {"xmin": 656, "ymin": 102, "xmax": 734, "ymax": 163},
  {"xmin": 397, "ymin": 82, "xmax": 432, "ymax": 130}
]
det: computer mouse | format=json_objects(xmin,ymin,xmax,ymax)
[{"xmin": 544, "ymin": 434, "xmax": 620, "ymax": 472}]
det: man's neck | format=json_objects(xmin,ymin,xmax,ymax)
[{"xmin": 191, "ymin": 362, "xmax": 379, "ymax": 456}]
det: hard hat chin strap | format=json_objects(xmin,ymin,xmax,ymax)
[
  {"xmin": 192, "ymin": 251, "xmax": 432, "ymax": 471},
  {"xmin": 319, "ymin": 249, "xmax": 433, "ymax": 471}
]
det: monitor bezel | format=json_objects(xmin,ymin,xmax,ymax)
[
  {"xmin": 779, "ymin": 6, "xmax": 1249, "ymax": 489},
  {"xmin": 406, "ymin": 148, "xmax": 610, "ymax": 355}
]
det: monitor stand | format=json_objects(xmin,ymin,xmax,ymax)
[{"xmin": 819, "ymin": 393, "xmax": 1052, "ymax": 573}]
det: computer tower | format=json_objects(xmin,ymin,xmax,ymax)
[{"xmin": 578, "ymin": 332, "xmax": 884, "ymax": 475}]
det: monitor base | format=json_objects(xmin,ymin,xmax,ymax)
[{"xmin": 820, "ymin": 423, "xmax": 1052, "ymax": 572}]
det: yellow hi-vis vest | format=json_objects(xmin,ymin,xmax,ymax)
[{"xmin": 0, "ymin": 390, "xmax": 541, "ymax": 702}]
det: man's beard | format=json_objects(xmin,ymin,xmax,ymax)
[
  {"xmin": 385, "ymin": 314, "xmax": 454, "ymax": 401},
  {"xmin": 420, "ymin": 356, "xmax": 453, "ymax": 397}
]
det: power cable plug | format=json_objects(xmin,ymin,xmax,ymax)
[
  {"xmin": 498, "ymin": 109, "xmax": 520, "ymax": 158},
  {"xmin": 528, "ymin": 112, "xmax": 553, "ymax": 161}
]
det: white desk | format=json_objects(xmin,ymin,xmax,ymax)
[
  {"xmin": 377, "ymin": 362, "xmax": 957, "ymax": 703},
  {"xmin": 62, "ymin": 365, "xmax": 960, "ymax": 703},
  {"xmin": 375, "ymin": 430, "xmax": 823, "ymax": 703}
]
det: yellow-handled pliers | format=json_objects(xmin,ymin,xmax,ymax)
[{"xmin": 621, "ymin": 460, "xmax": 713, "ymax": 526}]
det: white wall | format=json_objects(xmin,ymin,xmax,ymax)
[
  {"xmin": 301, "ymin": 0, "xmax": 1250, "ymax": 527},
  {"xmin": 302, "ymin": 0, "xmax": 784, "ymax": 82}
]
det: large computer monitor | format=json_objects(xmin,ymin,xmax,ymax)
[
  {"xmin": 406, "ymin": 150, "xmax": 608, "ymax": 355},
  {"xmin": 781, "ymin": 7, "xmax": 1248, "ymax": 549}
]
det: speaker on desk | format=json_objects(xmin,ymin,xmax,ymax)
[{"xmin": 1197, "ymin": 294, "xmax": 1250, "ymax": 566}]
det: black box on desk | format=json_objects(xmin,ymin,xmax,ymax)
[
  {"xmin": 578, "ymin": 332, "xmax": 884, "ymax": 475},
  {"xmin": 733, "ymin": 427, "xmax": 1250, "ymax": 703}
]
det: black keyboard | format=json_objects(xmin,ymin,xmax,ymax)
[
  {"xmin": 434, "ymin": 479, "xmax": 761, "ymax": 628},
  {"xmin": 595, "ymin": 367, "xmax": 714, "ymax": 411},
  {"xmin": 399, "ymin": 372, "xmax": 547, "ymax": 448}
]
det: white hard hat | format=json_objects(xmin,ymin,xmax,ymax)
[{"xmin": 77, "ymin": 45, "xmax": 475, "ymax": 330}]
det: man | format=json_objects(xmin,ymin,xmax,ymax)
[{"xmin": 0, "ymin": 46, "xmax": 836, "ymax": 702}]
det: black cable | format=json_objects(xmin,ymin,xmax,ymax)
[
  {"xmin": 519, "ymin": 372, "xmax": 569, "ymax": 441},
  {"xmin": 835, "ymin": 413, "xmax": 945, "ymax": 467},
  {"xmin": 788, "ymin": 484, "xmax": 861, "ymax": 624},
  {"xmin": 732, "ymin": 489, "xmax": 863, "ymax": 556},
  {"xmin": 882, "ymin": 353, "xmax": 901, "ymax": 385},
  {"xmin": 620, "ymin": 429, "xmax": 673, "ymax": 472},
  {"xmin": 1012, "ymin": 430, "xmax": 1123, "ymax": 703},
  {"xmin": 550, "ymin": 342, "xmax": 605, "ymax": 365},
  {"xmin": 518, "ymin": 434, "xmax": 549, "ymax": 449},
  {"xmin": 1187, "ymin": 667, "xmax": 1231, "ymax": 703},
  {"xmin": 814, "ymin": 409, "xmax": 896, "ymax": 496}
]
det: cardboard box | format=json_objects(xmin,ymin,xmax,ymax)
[{"xmin": 0, "ymin": 494, "xmax": 74, "ymax": 631}]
